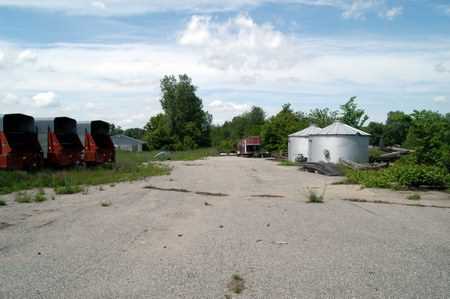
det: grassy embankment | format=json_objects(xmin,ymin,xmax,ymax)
[{"xmin": 0, "ymin": 148, "xmax": 217, "ymax": 195}]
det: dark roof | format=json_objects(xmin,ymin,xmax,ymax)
[{"xmin": 111, "ymin": 134, "xmax": 146, "ymax": 145}]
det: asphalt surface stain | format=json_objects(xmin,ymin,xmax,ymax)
[
  {"xmin": 0, "ymin": 222, "xmax": 13, "ymax": 230},
  {"xmin": 144, "ymin": 185, "xmax": 229, "ymax": 197},
  {"xmin": 251, "ymin": 194, "xmax": 285, "ymax": 198}
]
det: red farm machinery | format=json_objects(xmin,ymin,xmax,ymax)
[
  {"xmin": 0, "ymin": 113, "xmax": 43, "ymax": 170},
  {"xmin": 36, "ymin": 117, "xmax": 84, "ymax": 167},
  {"xmin": 77, "ymin": 120, "xmax": 115, "ymax": 165},
  {"xmin": 237, "ymin": 136, "xmax": 262, "ymax": 157}
]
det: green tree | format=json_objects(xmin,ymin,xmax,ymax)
[
  {"xmin": 145, "ymin": 74, "xmax": 211, "ymax": 150},
  {"xmin": 384, "ymin": 111, "xmax": 412, "ymax": 146},
  {"xmin": 144, "ymin": 113, "xmax": 173, "ymax": 150},
  {"xmin": 365, "ymin": 122, "xmax": 385, "ymax": 146},
  {"xmin": 110, "ymin": 124, "xmax": 124, "ymax": 135},
  {"xmin": 124, "ymin": 128, "xmax": 145, "ymax": 140},
  {"xmin": 308, "ymin": 108, "xmax": 338, "ymax": 128},
  {"xmin": 339, "ymin": 96, "xmax": 369, "ymax": 128},
  {"xmin": 405, "ymin": 110, "xmax": 450, "ymax": 170},
  {"xmin": 262, "ymin": 104, "xmax": 309, "ymax": 153}
]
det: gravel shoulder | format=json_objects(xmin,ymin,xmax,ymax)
[{"xmin": 1, "ymin": 156, "xmax": 449, "ymax": 298}]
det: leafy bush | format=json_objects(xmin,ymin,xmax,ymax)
[{"xmin": 345, "ymin": 161, "xmax": 449, "ymax": 189}]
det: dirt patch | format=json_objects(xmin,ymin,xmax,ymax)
[
  {"xmin": 195, "ymin": 191, "xmax": 229, "ymax": 197},
  {"xmin": 341, "ymin": 198, "xmax": 450, "ymax": 209},
  {"xmin": 251, "ymin": 194, "xmax": 285, "ymax": 198},
  {"xmin": 144, "ymin": 185, "xmax": 190, "ymax": 193}
]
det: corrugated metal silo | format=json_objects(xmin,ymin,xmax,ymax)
[
  {"xmin": 288, "ymin": 125, "xmax": 322, "ymax": 162},
  {"xmin": 308, "ymin": 122, "xmax": 370, "ymax": 164}
]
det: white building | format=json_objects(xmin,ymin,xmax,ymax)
[
  {"xmin": 308, "ymin": 122, "xmax": 370, "ymax": 164},
  {"xmin": 288, "ymin": 125, "xmax": 322, "ymax": 162}
]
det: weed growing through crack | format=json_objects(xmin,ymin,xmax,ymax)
[
  {"xmin": 305, "ymin": 186, "xmax": 326, "ymax": 203},
  {"xmin": 407, "ymin": 193, "xmax": 421, "ymax": 200},
  {"xmin": 15, "ymin": 192, "xmax": 33, "ymax": 203},
  {"xmin": 34, "ymin": 189, "xmax": 47, "ymax": 202},
  {"xmin": 227, "ymin": 274, "xmax": 245, "ymax": 294},
  {"xmin": 101, "ymin": 200, "xmax": 112, "ymax": 207}
]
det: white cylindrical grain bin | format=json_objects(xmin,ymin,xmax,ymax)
[
  {"xmin": 288, "ymin": 125, "xmax": 322, "ymax": 162},
  {"xmin": 308, "ymin": 122, "xmax": 370, "ymax": 164}
]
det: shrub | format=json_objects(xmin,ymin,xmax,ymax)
[
  {"xmin": 0, "ymin": 199, "xmax": 6, "ymax": 206},
  {"xmin": 345, "ymin": 161, "xmax": 449, "ymax": 189},
  {"xmin": 407, "ymin": 193, "xmax": 421, "ymax": 200},
  {"xmin": 34, "ymin": 189, "xmax": 47, "ymax": 202},
  {"xmin": 15, "ymin": 192, "xmax": 33, "ymax": 203}
]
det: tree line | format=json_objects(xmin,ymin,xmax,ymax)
[{"xmin": 117, "ymin": 74, "xmax": 450, "ymax": 172}]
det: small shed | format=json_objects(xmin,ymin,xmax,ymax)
[
  {"xmin": 288, "ymin": 125, "xmax": 322, "ymax": 162},
  {"xmin": 111, "ymin": 134, "xmax": 146, "ymax": 152},
  {"xmin": 308, "ymin": 122, "xmax": 370, "ymax": 164}
]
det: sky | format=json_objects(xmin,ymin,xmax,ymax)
[{"xmin": 0, "ymin": 0, "xmax": 449, "ymax": 128}]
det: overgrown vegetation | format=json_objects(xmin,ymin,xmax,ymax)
[
  {"xmin": 345, "ymin": 159, "xmax": 449, "ymax": 189},
  {"xmin": 407, "ymin": 193, "xmax": 421, "ymax": 200},
  {"xmin": 279, "ymin": 160, "xmax": 298, "ymax": 166},
  {"xmin": 0, "ymin": 149, "xmax": 218, "ymax": 195},
  {"xmin": 34, "ymin": 189, "xmax": 47, "ymax": 202},
  {"xmin": 15, "ymin": 192, "xmax": 33, "ymax": 203}
]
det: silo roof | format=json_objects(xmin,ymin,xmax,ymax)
[
  {"xmin": 314, "ymin": 121, "xmax": 370, "ymax": 136},
  {"xmin": 289, "ymin": 125, "xmax": 322, "ymax": 137}
]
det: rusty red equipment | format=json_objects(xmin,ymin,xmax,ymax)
[
  {"xmin": 36, "ymin": 117, "xmax": 84, "ymax": 167},
  {"xmin": 238, "ymin": 136, "xmax": 262, "ymax": 156},
  {"xmin": 77, "ymin": 120, "xmax": 115, "ymax": 165},
  {"xmin": 0, "ymin": 113, "xmax": 43, "ymax": 170}
]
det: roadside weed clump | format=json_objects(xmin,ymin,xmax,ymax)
[
  {"xmin": 100, "ymin": 200, "xmax": 112, "ymax": 207},
  {"xmin": 306, "ymin": 186, "xmax": 326, "ymax": 203},
  {"xmin": 54, "ymin": 179, "xmax": 84, "ymax": 195},
  {"xmin": 15, "ymin": 192, "xmax": 33, "ymax": 203},
  {"xmin": 228, "ymin": 274, "xmax": 245, "ymax": 294},
  {"xmin": 279, "ymin": 160, "xmax": 298, "ymax": 167},
  {"xmin": 407, "ymin": 193, "xmax": 421, "ymax": 200},
  {"xmin": 0, "ymin": 199, "xmax": 6, "ymax": 206},
  {"xmin": 34, "ymin": 189, "xmax": 47, "ymax": 202}
]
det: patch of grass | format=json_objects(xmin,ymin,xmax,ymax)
[
  {"xmin": 15, "ymin": 192, "xmax": 33, "ymax": 203},
  {"xmin": 227, "ymin": 274, "xmax": 245, "ymax": 294},
  {"xmin": 54, "ymin": 180, "xmax": 84, "ymax": 195},
  {"xmin": 100, "ymin": 200, "xmax": 112, "ymax": 207},
  {"xmin": 306, "ymin": 186, "xmax": 326, "ymax": 203},
  {"xmin": 407, "ymin": 193, "xmax": 421, "ymax": 200},
  {"xmin": 0, "ymin": 199, "xmax": 6, "ymax": 206},
  {"xmin": 34, "ymin": 189, "xmax": 47, "ymax": 202},
  {"xmin": 278, "ymin": 160, "xmax": 297, "ymax": 167}
]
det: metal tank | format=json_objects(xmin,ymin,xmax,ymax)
[
  {"xmin": 308, "ymin": 122, "xmax": 370, "ymax": 164},
  {"xmin": 288, "ymin": 125, "xmax": 322, "ymax": 162}
]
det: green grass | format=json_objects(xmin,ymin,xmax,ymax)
[
  {"xmin": 228, "ymin": 274, "xmax": 245, "ymax": 294},
  {"xmin": 278, "ymin": 160, "xmax": 298, "ymax": 167},
  {"xmin": 0, "ymin": 149, "xmax": 217, "ymax": 195},
  {"xmin": 34, "ymin": 189, "xmax": 47, "ymax": 202},
  {"xmin": 15, "ymin": 192, "xmax": 33, "ymax": 203}
]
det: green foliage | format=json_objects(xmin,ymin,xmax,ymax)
[
  {"xmin": 407, "ymin": 193, "xmax": 421, "ymax": 200},
  {"xmin": 262, "ymin": 104, "xmax": 309, "ymax": 153},
  {"xmin": 306, "ymin": 187, "xmax": 325, "ymax": 203},
  {"xmin": 144, "ymin": 74, "xmax": 211, "ymax": 150},
  {"xmin": 15, "ymin": 192, "xmax": 33, "ymax": 203},
  {"xmin": 307, "ymin": 107, "xmax": 338, "ymax": 127},
  {"xmin": 123, "ymin": 128, "xmax": 145, "ymax": 140},
  {"xmin": 34, "ymin": 189, "xmax": 47, "ymax": 202},
  {"xmin": 278, "ymin": 160, "xmax": 298, "ymax": 166},
  {"xmin": 54, "ymin": 181, "xmax": 84, "ymax": 195},
  {"xmin": 404, "ymin": 110, "xmax": 450, "ymax": 171},
  {"xmin": 368, "ymin": 147, "xmax": 385, "ymax": 163},
  {"xmin": 0, "ymin": 152, "xmax": 169, "ymax": 195},
  {"xmin": 366, "ymin": 121, "xmax": 385, "ymax": 146},
  {"xmin": 211, "ymin": 106, "xmax": 266, "ymax": 150},
  {"xmin": 384, "ymin": 111, "xmax": 412, "ymax": 146},
  {"xmin": 345, "ymin": 161, "xmax": 449, "ymax": 189},
  {"xmin": 339, "ymin": 96, "xmax": 369, "ymax": 128}
]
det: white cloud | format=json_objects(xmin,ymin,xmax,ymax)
[
  {"xmin": 179, "ymin": 14, "xmax": 298, "ymax": 71},
  {"xmin": 91, "ymin": 1, "xmax": 106, "ymax": 10},
  {"xmin": 384, "ymin": 6, "xmax": 403, "ymax": 20},
  {"xmin": 342, "ymin": 0, "xmax": 380, "ymax": 19},
  {"xmin": 16, "ymin": 49, "xmax": 37, "ymax": 64},
  {"xmin": 207, "ymin": 100, "xmax": 251, "ymax": 113},
  {"xmin": 433, "ymin": 96, "xmax": 448, "ymax": 103},
  {"xmin": 32, "ymin": 91, "xmax": 59, "ymax": 107},
  {"xmin": 0, "ymin": 93, "xmax": 19, "ymax": 105}
]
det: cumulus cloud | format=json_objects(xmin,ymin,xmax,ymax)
[
  {"xmin": 0, "ymin": 93, "xmax": 19, "ymax": 105},
  {"xmin": 179, "ymin": 14, "xmax": 298, "ymax": 71},
  {"xmin": 433, "ymin": 96, "xmax": 448, "ymax": 103},
  {"xmin": 91, "ymin": 1, "xmax": 106, "ymax": 10},
  {"xmin": 384, "ymin": 6, "xmax": 403, "ymax": 20},
  {"xmin": 32, "ymin": 91, "xmax": 59, "ymax": 107},
  {"xmin": 16, "ymin": 49, "xmax": 37, "ymax": 64},
  {"xmin": 207, "ymin": 100, "xmax": 251, "ymax": 113}
]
